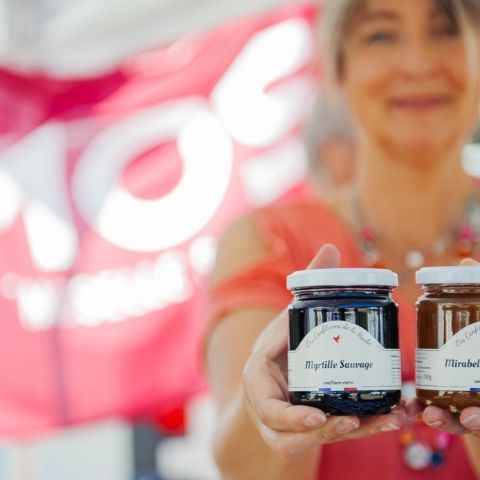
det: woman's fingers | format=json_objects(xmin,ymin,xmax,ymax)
[
  {"xmin": 328, "ymin": 409, "xmax": 406, "ymax": 442},
  {"xmin": 258, "ymin": 398, "xmax": 327, "ymax": 432},
  {"xmin": 422, "ymin": 406, "xmax": 469, "ymax": 435},
  {"xmin": 460, "ymin": 407, "xmax": 480, "ymax": 435},
  {"xmin": 460, "ymin": 258, "xmax": 479, "ymax": 266},
  {"xmin": 258, "ymin": 404, "xmax": 406, "ymax": 442},
  {"xmin": 316, "ymin": 416, "xmax": 361, "ymax": 439},
  {"xmin": 258, "ymin": 426, "xmax": 334, "ymax": 460},
  {"xmin": 407, "ymin": 400, "xmax": 480, "ymax": 437},
  {"xmin": 257, "ymin": 416, "xmax": 361, "ymax": 460},
  {"xmin": 244, "ymin": 352, "xmax": 326, "ymax": 433},
  {"xmin": 261, "ymin": 408, "xmax": 408, "ymax": 460},
  {"xmin": 358, "ymin": 409, "xmax": 406, "ymax": 433},
  {"xmin": 308, "ymin": 243, "xmax": 341, "ymax": 269}
]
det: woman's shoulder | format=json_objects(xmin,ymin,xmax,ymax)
[
  {"xmin": 211, "ymin": 212, "xmax": 269, "ymax": 286},
  {"xmin": 212, "ymin": 198, "xmax": 354, "ymax": 286},
  {"xmin": 254, "ymin": 198, "xmax": 339, "ymax": 228},
  {"xmin": 254, "ymin": 197, "xmax": 357, "ymax": 259}
]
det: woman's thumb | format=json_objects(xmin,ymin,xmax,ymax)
[
  {"xmin": 307, "ymin": 244, "xmax": 341, "ymax": 270},
  {"xmin": 460, "ymin": 258, "xmax": 478, "ymax": 266}
]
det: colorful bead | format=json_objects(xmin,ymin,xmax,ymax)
[
  {"xmin": 430, "ymin": 450, "xmax": 446, "ymax": 467},
  {"xmin": 431, "ymin": 238, "xmax": 448, "ymax": 256},
  {"xmin": 363, "ymin": 251, "xmax": 383, "ymax": 268},
  {"xmin": 399, "ymin": 430, "xmax": 415, "ymax": 446},
  {"xmin": 458, "ymin": 224, "xmax": 475, "ymax": 241},
  {"xmin": 404, "ymin": 442, "xmax": 433, "ymax": 470},
  {"xmin": 455, "ymin": 238, "xmax": 474, "ymax": 257},
  {"xmin": 434, "ymin": 432, "xmax": 453, "ymax": 450},
  {"xmin": 360, "ymin": 227, "xmax": 375, "ymax": 242},
  {"xmin": 405, "ymin": 250, "xmax": 425, "ymax": 269}
]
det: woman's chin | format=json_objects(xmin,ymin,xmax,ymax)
[{"xmin": 389, "ymin": 136, "xmax": 456, "ymax": 160}]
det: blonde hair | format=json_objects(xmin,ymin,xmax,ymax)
[{"xmin": 319, "ymin": 0, "xmax": 480, "ymax": 87}]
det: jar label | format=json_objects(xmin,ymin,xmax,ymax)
[
  {"xmin": 416, "ymin": 322, "xmax": 480, "ymax": 392},
  {"xmin": 288, "ymin": 321, "xmax": 402, "ymax": 393}
]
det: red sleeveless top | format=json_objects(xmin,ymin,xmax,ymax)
[{"xmin": 208, "ymin": 199, "xmax": 477, "ymax": 480}]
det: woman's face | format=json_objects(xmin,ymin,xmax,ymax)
[{"xmin": 341, "ymin": 0, "xmax": 480, "ymax": 158}]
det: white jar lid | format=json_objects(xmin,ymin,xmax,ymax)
[
  {"xmin": 416, "ymin": 266, "xmax": 480, "ymax": 285},
  {"xmin": 287, "ymin": 268, "xmax": 398, "ymax": 290}
]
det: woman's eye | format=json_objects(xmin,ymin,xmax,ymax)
[
  {"xmin": 432, "ymin": 23, "xmax": 459, "ymax": 38},
  {"xmin": 364, "ymin": 31, "xmax": 397, "ymax": 44},
  {"xmin": 433, "ymin": 27, "xmax": 459, "ymax": 37}
]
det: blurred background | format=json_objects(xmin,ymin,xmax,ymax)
[
  {"xmin": 0, "ymin": 1, "xmax": 479, "ymax": 479},
  {"xmin": 0, "ymin": 1, "xmax": 317, "ymax": 479}
]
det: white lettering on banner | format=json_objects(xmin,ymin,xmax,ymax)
[
  {"xmin": 0, "ymin": 20, "xmax": 313, "ymax": 272},
  {"xmin": 241, "ymin": 139, "xmax": 308, "ymax": 206},
  {"xmin": 212, "ymin": 19, "xmax": 314, "ymax": 148},
  {"xmin": 73, "ymin": 99, "xmax": 233, "ymax": 252},
  {"xmin": 16, "ymin": 279, "xmax": 62, "ymax": 330},
  {"xmin": 0, "ymin": 19, "xmax": 314, "ymax": 328},
  {"xmin": 188, "ymin": 236, "xmax": 217, "ymax": 275},
  {"xmin": 1, "ymin": 123, "xmax": 78, "ymax": 271},
  {"xmin": 23, "ymin": 202, "xmax": 78, "ymax": 271},
  {"xmin": 6, "ymin": 249, "xmax": 193, "ymax": 330},
  {"xmin": 68, "ymin": 251, "xmax": 192, "ymax": 327},
  {"xmin": 0, "ymin": 167, "xmax": 22, "ymax": 230}
]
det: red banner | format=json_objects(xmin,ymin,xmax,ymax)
[{"xmin": 0, "ymin": 3, "xmax": 316, "ymax": 438}]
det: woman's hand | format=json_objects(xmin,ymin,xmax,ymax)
[
  {"xmin": 242, "ymin": 244, "xmax": 407, "ymax": 460},
  {"xmin": 408, "ymin": 257, "xmax": 480, "ymax": 437},
  {"xmin": 407, "ymin": 400, "xmax": 480, "ymax": 436}
]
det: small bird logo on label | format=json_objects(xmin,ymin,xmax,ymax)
[{"xmin": 333, "ymin": 335, "xmax": 341, "ymax": 344}]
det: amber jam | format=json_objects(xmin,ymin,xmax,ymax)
[
  {"xmin": 287, "ymin": 269, "xmax": 401, "ymax": 416},
  {"xmin": 416, "ymin": 267, "xmax": 480, "ymax": 412}
]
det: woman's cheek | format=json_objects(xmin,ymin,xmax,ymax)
[{"xmin": 345, "ymin": 78, "xmax": 386, "ymax": 128}]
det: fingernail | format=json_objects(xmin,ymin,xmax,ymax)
[
  {"xmin": 426, "ymin": 420, "xmax": 443, "ymax": 428},
  {"xmin": 335, "ymin": 419, "xmax": 359, "ymax": 434},
  {"xmin": 380, "ymin": 423, "xmax": 401, "ymax": 432},
  {"xmin": 463, "ymin": 414, "xmax": 480, "ymax": 430},
  {"xmin": 304, "ymin": 414, "xmax": 327, "ymax": 427}
]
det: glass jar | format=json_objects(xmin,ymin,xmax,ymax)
[
  {"xmin": 416, "ymin": 267, "xmax": 480, "ymax": 412},
  {"xmin": 287, "ymin": 268, "xmax": 401, "ymax": 416}
]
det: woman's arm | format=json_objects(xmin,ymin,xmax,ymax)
[
  {"xmin": 208, "ymin": 308, "xmax": 321, "ymax": 480},
  {"xmin": 206, "ymin": 216, "xmax": 320, "ymax": 479}
]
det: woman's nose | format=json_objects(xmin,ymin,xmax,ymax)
[{"xmin": 397, "ymin": 36, "xmax": 439, "ymax": 79}]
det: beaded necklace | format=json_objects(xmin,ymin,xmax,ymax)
[{"xmin": 352, "ymin": 190, "xmax": 480, "ymax": 281}]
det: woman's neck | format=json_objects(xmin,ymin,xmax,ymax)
[{"xmin": 354, "ymin": 142, "xmax": 474, "ymax": 251}]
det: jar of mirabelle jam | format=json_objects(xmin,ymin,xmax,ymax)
[{"xmin": 416, "ymin": 267, "xmax": 480, "ymax": 412}]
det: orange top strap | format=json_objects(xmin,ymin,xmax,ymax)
[{"xmin": 208, "ymin": 199, "xmax": 364, "ymax": 324}]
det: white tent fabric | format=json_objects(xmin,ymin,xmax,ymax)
[{"xmin": 0, "ymin": 0, "xmax": 298, "ymax": 76}]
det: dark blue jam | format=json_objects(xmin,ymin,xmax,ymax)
[{"xmin": 288, "ymin": 287, "xmax": 401, "ymax": 416}]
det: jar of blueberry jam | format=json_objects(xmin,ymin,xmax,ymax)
[{"xmin": 287, "ymin": 268, "xmax": 401, "ymax": 416}]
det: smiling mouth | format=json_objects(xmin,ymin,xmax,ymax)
[{"xmin": 389, "ymin": 96, "xmax": 452, "ymax": 111}]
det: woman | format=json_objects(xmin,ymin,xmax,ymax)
[{"xmin": 206, "ymin": 0, "xmax": 480, "ymax": 478}]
